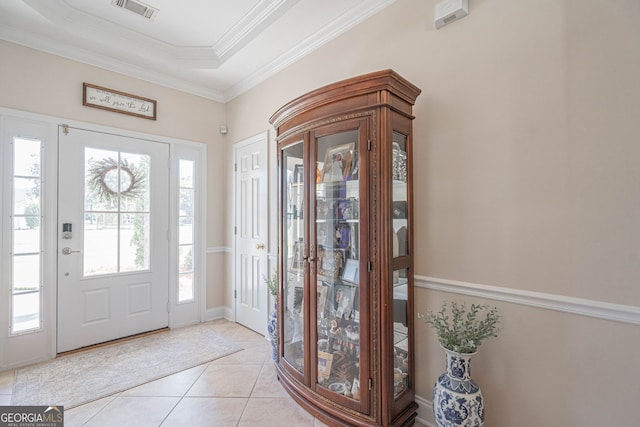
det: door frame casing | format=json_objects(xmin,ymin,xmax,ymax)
[
  {"xmin": 0, "ymin": 107, "xmax": 207, "ymax": 370},
  {"xmin": 0, "ymin": 115, "xmax": 58, "ymax": 369},
  {"xmin": 171, "ymin": 144, "xmax": 207, "ymax": 328}
]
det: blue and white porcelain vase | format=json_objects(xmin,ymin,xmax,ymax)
[
  {"xmin": 267, "ymin": 303, "xmax": 278, "ymax": 360},
  {"xmin": 433, "ymin": 348, "xmax": 484, "ymax": 427}
]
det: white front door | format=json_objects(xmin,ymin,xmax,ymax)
[
  {"xmin": 57, "ymin": 126, "xmax": 169, "ymax": 352},
  {"xmin": 234, "ymin": 133, "xmax": 268, "ymax": 334}
]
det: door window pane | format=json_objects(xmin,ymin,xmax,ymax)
[
  {"xmin": 85, "ymin": 148, "xmax": 120, "ymax": 212},
  {"xmin": 120, "ymin": 152, "xmax": 149, "ymax": 212},
  {"xmin": 12, "ymin": 292, "xmax": 40, "ymax": 334},
  {"xmin": 13, "ymin": 217, "xmax": 40, "ymax": 254},
  {"xmin": 120, "ymin": 213, "xmax": 150, "ymax": 272},
  {"xmin": 179, "ymin": 273, "xmax": 194, "ymax": 301},
  {"xmin": 13, "ymin": 178, "xmax": 40, "ymax": 215},
  {"xmin": 83, "ymin": 149, "xmax": 150, "ymax": 276},
  {"xmin": 84, "ymin": 213, "xmax": 118, "ymax": 275},
  {"xmin": 179, "ymin": 216, "xmax": 193, "ymax": 245},
  {"xmin": 13, "ymin": 254, "xmax": 40, "ymax": 291},
  {"xmin": 13, "ymin": 138, "xmax": 40, "ymax": 176}
]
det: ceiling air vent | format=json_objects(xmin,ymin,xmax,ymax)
[{"xmin": 111, "ymin": 0, "xmax": 159, "ymax": 20}]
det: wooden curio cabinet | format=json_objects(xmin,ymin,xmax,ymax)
[{"xmin": 269, "ymin": 70, "xmax": 421, "ymax": 427}]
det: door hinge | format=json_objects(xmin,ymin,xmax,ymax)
[
  {"xmin": 167, "ymin": 302, "xmax": 170, "ymax": 313},
  {"xmin": 367, "ymin": 139, "xmax": 371, "ymax": 151},
  {"xmin": 368, "ymin": 378, "xmax": 373, "ymax": 390},
  {"xmin": 234, "ymin": 226, "xmax": 237, "ymax": 235},
  {"xmin": 368, "ymin": 261, "xmax": 372, "ymax": 272},
  {"xmin": 234, "ymin": 163, "xmax": 237, "ymax": 172},
  {"xmin": 234, "ymin": 289, "xmax": 237, "ymax": 299},
  {"xmin": 62, "ymin": 124, "xmax": 69, "ymax": 135}
]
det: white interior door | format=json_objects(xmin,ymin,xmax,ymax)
[
  {"xmin": 57, "ymin": 126, "xmax": 169, "ymax": 353},
  {"xmin": 234, "ymin": 133, "xmax": 268, "ymax": 334}
]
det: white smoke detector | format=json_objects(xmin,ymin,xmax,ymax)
[
  {"xmin": 111, "ymin": 0, "xmax": 159, "ymax": 20},
  {"xmin": 435, "ymin": 0, "xmax": 468, "ymax": 29}
]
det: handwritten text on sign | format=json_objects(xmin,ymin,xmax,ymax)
[{"xmin": 83, "ymin": 83, "xmax": 157, "ymax": 120}]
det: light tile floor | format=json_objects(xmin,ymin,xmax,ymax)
[{"xmin": 0, "ymin": 320, "xmax": 425, "ymax": 427}]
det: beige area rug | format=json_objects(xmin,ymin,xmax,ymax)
[{"xmin": 11, "ymin": 323, "xmax": 242, "ymax": 409}]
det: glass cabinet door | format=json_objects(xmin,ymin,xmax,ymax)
[
  {"xmin": 314, "ymin": 129, "xmax": 362, "ymax": 401},
  {"xmin": 282, "ymin": 141, "xmax": 305, "ymax": 373},
  {"xmin": 391, "ymin": 132, "xmax": 410, "ymax": 398}
]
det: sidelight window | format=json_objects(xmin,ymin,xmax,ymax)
[
  {"xmin": 10, "ymin": 137, "xmax": 43, "ymax": 334},
  {"xmin": 178, "ymin": 159, "xmax": 195, "ymax": 303}
]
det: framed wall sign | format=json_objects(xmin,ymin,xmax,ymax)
[{"xmin": 83, "ymin": 83, "xmax": 157, "ymax": 120}]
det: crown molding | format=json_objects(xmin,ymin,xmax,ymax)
[
  {"xmin": 23, "ymin": 0, "xmax": 300, "ymax": 68},
  {"xmin": 3, "ymin": 0, "xmax": 397, "ymax": 102},
  {"xmin": 213, "ymin": 0, "xmax": 299, "ymax": 61},
  {"xmin": 0, "ymin": 25, "xmax": 226, "ymax": 102},
  {"xmin": 221, "ymin": 0, "xmax": 398, "ymax": 101}
]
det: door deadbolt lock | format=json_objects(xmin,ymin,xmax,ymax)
[
  {"xmin": 62, "ymin": 247, "xmax": 80, "ymax": 255},
  {"xmin": 62, "ymin": 223, "xmax": 72, "ymax": 239}
]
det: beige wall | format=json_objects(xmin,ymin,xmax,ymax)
[
  {"xmin": 226, "ymin": 0, "xmax": 640, "ymax": 425},
  {"xmin": 2, "ymin": 0, "xmax": 639, "ymax": 423},
  {"xmin": 0, "ymin": 39, "xmax": 229, "ymax": 310}
]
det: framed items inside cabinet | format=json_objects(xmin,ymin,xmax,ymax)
[
  {"xmin": 318, "ymin": 246, "xmax": 344, "ymax": 278},
  {"xmin": 321, "ymin": 142, "xmax": 355, "ymax": 182},
  {"xmin": 342, "ymin": 259, "xmax": 359, "ymax": 283},
  {"xmin": 317, "ymin": 282, "xmax": 329, "ymax": 316},
  {"xmin": 290, "ymin": 240, "xmax": 305, "ymax": 271},
  {"xmin": 294, "ymin": 163, "xmax": 304, "ymax": 183},
  {"xmin": 332, "ymin": 284, "xmax": 354, "ymax": 320}
]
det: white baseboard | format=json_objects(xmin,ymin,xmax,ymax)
[
  {"xmin": 203, "ymin": 306, "xmax": 232, "ymax": 322},
  {"xmin": 415, "ymin": 394, "xmax": 435, "ymax": 427},
  {"xmin": 416, "ymin": 275, "xmax": 640, "ymax": 325}
]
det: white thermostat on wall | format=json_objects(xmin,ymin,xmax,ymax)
[{"xmin": 435, "ymin": 0, "xmax": 468, "ymax": 29}]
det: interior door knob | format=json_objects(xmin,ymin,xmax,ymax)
[
  {"xmin": 256, "ymin": 243, "xmax": 265, "ymax": 250},
  {"xmin": 62, "ymin": 247, "xmax": 80, "ymax": 255}
]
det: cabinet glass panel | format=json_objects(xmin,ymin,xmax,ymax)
[
  {"xmin": 392, "ymin": 132, "xmax": 408, "ymax": 257},
  {"xmin": 315, "ymin": 130, "xmax": 361, "ymax": 401},
  {"xmin": 392, "ymin": 132, "xmax": 409, "ymax": 399},
  {"xmin": 393, "ymin": 268, "xmax": 409, "ymax": 398},
  {"xmin": 283, "ymin": 142, "xmax": 305, "ymax": 372}
]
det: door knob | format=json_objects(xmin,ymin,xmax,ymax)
[
  {"xmin": 62, "ymin": 247, "xmax": 80, "ymax": 255},
  {"xmin": 256, "ymin": 243, "xmax": 265, "ymax": 250}
]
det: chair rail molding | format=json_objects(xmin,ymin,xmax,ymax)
[
  {"xmin": 416, "ymin": 275, "xmax": 640, "ymax": 326},
  {"xmin": 207, "ymin": 246, "xmax": 232, "ymax": 254}
]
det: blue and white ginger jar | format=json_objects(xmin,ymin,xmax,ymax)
[
  {"xmin": 267, "ymin": 303, "xmax": 278, "ymax": 360},
  {"xmin": 433, "ymin": 348, "xmax": 484, "ymax": 427}
]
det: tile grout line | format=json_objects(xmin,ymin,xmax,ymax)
[
  {"xmin": 234, "ymin": 357, "xmax": 269, "ymax": 427},
  {"xmin": 159, "ymin": 327, "xmax": 253, "ymax": 426},
  {"xmin": 80, "ymin": 392, "xmax": 122, "ymax": 426}
]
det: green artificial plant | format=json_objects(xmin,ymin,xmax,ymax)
[
  {"xmin": 418, "ymin": 301, "xmax": 501, "ymax": 354},
  {"xmin": 263, "ymin": 271, "xmax": 278, "ymax": 296}
]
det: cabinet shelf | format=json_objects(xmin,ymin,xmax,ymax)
[{"xmin": 316, "ymin": 218, "xmax": 359, "ymax": 224}]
